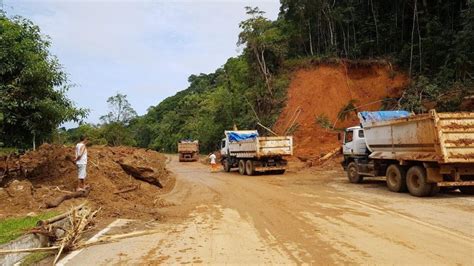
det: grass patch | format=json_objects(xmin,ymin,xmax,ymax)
[
  {"xmin": 0, "ymin": 212, "xmax": 58, "ymax": 244},
  {"xmin": 20, "ymin": 252, "xmax": 54, "ymax": 266},
  {"xmin": 0, "ymin": 147, "xmax": 18, "ymax": 156}
]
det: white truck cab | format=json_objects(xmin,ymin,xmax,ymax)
[
  {"xmin": 220, "ymin": 138, "xmax": 228, "ymax": 157},
  {"xmin": 342, "ymin": 126, "xmax": 368, "ymax": 156}
]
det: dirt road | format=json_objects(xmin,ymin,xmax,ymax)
[{"xmin": 61, "ymin": 156, "xmax": 474, "ymax": 265}]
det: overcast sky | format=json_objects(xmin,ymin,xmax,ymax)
[{"xmin": 4, "ymin": 0, "xmax": 280, "ymax": 127}]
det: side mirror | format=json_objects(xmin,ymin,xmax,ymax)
[{"xmin": 337, "ymin": 133, "xmax": 341, "ymax": 141}]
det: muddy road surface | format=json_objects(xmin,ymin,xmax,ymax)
[{"xmin": 61, "ymin": 156, "xmax": 474, "ymax": 265}]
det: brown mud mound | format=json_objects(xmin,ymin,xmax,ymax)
[
  {"xmin": 0, "ymin": 144, "xmax": 174, "ymax": 221},
  {"xmin": 274, "ymin": 62, "xmax": 408, "ymax": 160}
]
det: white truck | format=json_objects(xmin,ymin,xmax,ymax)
[
  {"xmin": 341, "ymin": 110, "xmax": 474, "ymax": 197},
  {"xmin": 220, "ymin": 130, "xmax": 293, "ymax": 175}
]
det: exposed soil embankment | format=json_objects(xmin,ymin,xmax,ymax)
[
  {"xmin": 0, "ymin": 144, "xmax": 174, "ymax": 221},
  {"xmin": 274, "ymin": 62, "xmax": 408, "ymax": 160}
]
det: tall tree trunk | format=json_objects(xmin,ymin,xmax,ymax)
[
  {"xmin": 416, "ymin": 6, "xmax": 422, "ymax": 72},
  {"xmin": 370, "ymin": 0, "xmax": 379, "ymax": 49},
  {"xmin": 409, "ymin": 0, "xmax": 417, "ymax": 77},
  {"xmin": 308, "ymin": 20, "xmax": 314, "ymax": 56},
  {"xmin": 253, "ymin": 48, "xmax": 273, "ymax": 97}
]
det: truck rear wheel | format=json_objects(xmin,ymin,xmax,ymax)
[
  {"xmin": 245, "ymin": 160, "xmax": 255, "ymax": 176},
  {"xmin": 406, "ymin": 166, "xmax": 434, "ymax": 197},
  {"xmin": 386, "ymin": 164, "xmax": 407, "ymax": 192},
  {"xmin": 238, "ymin": 160, "xmax": 246, "ymax": 175},
  {"xmin": 347, "ymin": 162, "xmax": 363, "ymax": 183},
  {"xmin": 223, "ymin": 159, "xmax": 231, "ymax": 172}
]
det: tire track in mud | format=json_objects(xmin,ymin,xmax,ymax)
[{"xmin": 340, "ymin": 197, "xmax": 473, "ymax": 243}]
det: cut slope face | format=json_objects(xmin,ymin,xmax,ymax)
[{"xmin": 274, "ymin": 63, "xmax": 408, "ymax": 159}]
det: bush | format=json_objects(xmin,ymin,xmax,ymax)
[{"xmin": 315, "ymin": 114, "xmax": 332, "ymax": 129}]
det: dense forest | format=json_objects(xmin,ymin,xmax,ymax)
[
  {"xmin": 1, "ymin": 1, "xmax": 472, "ymax": 153},
  {"xmin": 131, "ymin": 0, "xmax": 473, "ymax": 153}
]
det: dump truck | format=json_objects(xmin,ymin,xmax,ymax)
[
  {"xmin": 220, "ymin": 130, "xmax": 293, "ymax": 175},
  {"xmin": 178, "ymin": 140, "xmax": 199, "ymax": 162},
  {"xmin": 341, "ymin": 110, "xmax": 474, "ymax": 197}
]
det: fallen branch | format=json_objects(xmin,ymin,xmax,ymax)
[
  {"xmin": 318, "ymin": 147, "xmax": 341, "ymax": 163},
  {"xmin": 89, "ymin": 160, "xmax": 99, "ymax": 168},
  {"xmin": 38, "ymin": 202, "xmax": 87, "ymax": 226},
  {"xmin": 53, "ymin": 206, "xmax": 99, "ymax": 264},
  {"xmin": 45, "ymin": 187, "xmax": 91, "ymax": 208},
  {"xmin": 0, "ymin": 246, "xmax": 59, "ymax": 255},
  {"xmin": 53, "ymin": 186, "xmax": 72, "ymax": 194},
  {"xmin": 0, "ymin": 229, "xmax": 161, "ymax": 256},
  {"xmin": 113, "ymin": 185, "xmax": 138, "ymax": 194},
  {"xmin": 118, "ymin": 162, "xmax": 162, "ymax": 188},
  {"xmin": 257, "ymin": 122, "xmax": 278, "ymax": 136}
]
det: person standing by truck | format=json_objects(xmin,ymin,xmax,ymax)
[
  {"xmin": 209, "ymin": 152, "xmax": 217, "ymax": 173},
  {"xmin": 75, "ymin": 135, "xmax": 88, "ymax": 191}
]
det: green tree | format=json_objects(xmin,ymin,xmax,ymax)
[
  {"xmin": 101, "ymin": 122, "xmax": 136, "ymax": 146},
  {"xmin": 64, "ymin": 124, "xmax": 107, "ymax": 145},
  {"xmin": 238, "ymin": 7, "xmax": 288, "ymax": 97},
  {"xmin": 99, "ymin": 93, "xmax": 137, "ymax": 146},
  {"xmin": 0, "ymin": 15, "xmax": 88, "ymax": 148},
  {"xmin": 100, "ymin": 93, "xmax": 137, "ymax": 125}
]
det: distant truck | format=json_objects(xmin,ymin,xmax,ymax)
[
  {"xmin": 220, "ymin": 130, "xmax": 293, "ymax": 175},
  {"xmin": 178, "ymin": 140, "xmax": 199, "ymax": 162},
  {"xmin": 341, "ymin": 110, "xmax": 474, "ymax": 197}
]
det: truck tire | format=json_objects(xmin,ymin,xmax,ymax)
[
  {"xmin": 223, "ymin": 159, "xmax": 231, "ymax": 172},
  {"xmin": 406, "ymin": 166, "xmax": 434, "ymax": 197},
  {"xmin": 347, "ymin": 162, "xmax": 363, "ymax": 183},
  {"xmin": 238, "ymin": 160, "xmax": 246, "ymax": 175},
  {"xmin": 245, "ymin": 160, "xmax": 255, "ymax": 176},
  {"xmin": 386, "ymin": 164, "xmax": 407, "ymax": 192},
  {"xmin": 459, "ymin": 186, "xmax": 474, "ymax": 195}
]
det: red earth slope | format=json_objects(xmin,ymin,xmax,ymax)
[{"xmin": 274, "ymin": 62, "xmax": 408, "ymax": 160}]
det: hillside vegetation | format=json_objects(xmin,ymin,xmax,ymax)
[
  {"xmin": 132, "ymin": 0, "xmax": 473, "ymax": 153},
  {"xmin": 1, "ymin": 1, "xmax": 471, "ymax": 153}
]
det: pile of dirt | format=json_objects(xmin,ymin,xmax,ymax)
[
  {"xmin": 0, "ymin": 144, "xmax": 174, "ymax": 222},
  {"xmin": 274, "ymin": 62, "xmax": 408, "ymax": 161}
]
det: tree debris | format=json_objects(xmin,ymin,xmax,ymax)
[
  {"xmin": 45, "ymin": 187, "xmax": 91, "ymax": 208},
  {"xmin": 53, "ymin": 205, "xmax": 99, "ymax": 264},
  {"xmin": 113, "ymin": 185, "xmax": 138, "ymax": 194},
  {"xmin": 118, "ymin": 162, "xmax": 163, "ymax": 188}
]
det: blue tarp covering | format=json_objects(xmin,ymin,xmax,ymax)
[
  {"xmin": 228, "ymin": 132, "xmax": 259, "ymax": 142},
  {"xmin": 358, "ymin": 110, "xmax": 411, "ymax": 123}
]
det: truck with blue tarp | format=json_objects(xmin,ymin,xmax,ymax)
[
  {"xmin": 220, "ymin": 130, "xmax": 293, "ymax": 175},
  {"xmin": 341, "ymin": 110, "xmax": 474, "ymax": 197}
]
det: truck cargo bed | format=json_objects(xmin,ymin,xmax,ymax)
[
  {"xmin": 228, "ymin": 136, "xmax": 293, "ymax": 158},
  {"xmin": 178, "ymin": 142, "xmax": 199, "ymax": 152},
  {"xmin": 362, "ymin": 110, "xmax": 474, "ymax": 164}
]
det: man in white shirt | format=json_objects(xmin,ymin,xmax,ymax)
[
  {"xmin": 75, "ymin": 135, "xmax": 88, "ymax": 191},
  {"xmin": 209, "ymin": 152, "xmax": 217, "ymax": 173}
]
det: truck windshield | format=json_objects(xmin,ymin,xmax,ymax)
[{"xmin": 345, "ymin": 130, "xmax": 353, "ymax": 142}]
